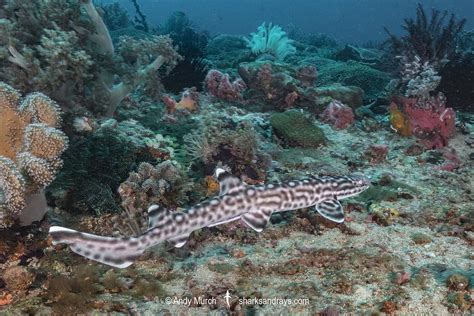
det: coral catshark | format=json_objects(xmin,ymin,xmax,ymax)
[{"xmin": 49, "ymin": 168, "xmax": 370, "ymax": 268}]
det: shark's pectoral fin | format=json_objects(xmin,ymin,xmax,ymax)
[
  {"xmin": 168, "ymin": 234, "xmax": 190, "ymax": 248},
  {"xmin": 214, "ymin": 167, "xmax": 245, "ymax": 195},
  {"xmin": 241, "ymin": 209, "xmax": 273, "ymax": 232},
  {"xmin": 147, "ymin": 205, "xmax": 170, "ymax": 229},
  {"xmin": 315, "ymin": 199, "xmax": 344, "ymax": 223}
]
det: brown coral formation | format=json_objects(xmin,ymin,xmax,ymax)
[
  {"xmin": 0, "ymin": 82, "xmax": 68, "ymax": 227},
  {"xmin": 114, "ymin": 161, "xmax": 191, "ymax": 235}
]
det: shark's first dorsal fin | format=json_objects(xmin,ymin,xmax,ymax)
[
  {"xmin": 148, "ymin": 205, "xmax": 170, "ymax": 229},
  {"xmin": 214, "ymin": 167, "xmax": 245, "ymax": 195},
  {"xmin": 315, "ymin": 199, "xmax": 344, "ymax": 223},
  {"xmin": 241, "ymin": 209, "xmax": 273, "ymax": 232}
]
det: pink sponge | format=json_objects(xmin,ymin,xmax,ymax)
[
  {"xmin": 320, "ymin": 100, "xmax": 355, "ymax": 129},
  {"xmin": 391, "ymin": 94, "xmax": 455, "ymax": 149},
  {"xmin": 205, "ymin": 69, "xmax": 246, "ymax": 101}
]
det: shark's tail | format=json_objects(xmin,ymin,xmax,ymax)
[
  {"xmin": 49, "ymin": 226, "xmax": 145, "ymax": 268},
  {"xmin": 49, "ymin": 205, "xmax": 174, "ymax": 268}
]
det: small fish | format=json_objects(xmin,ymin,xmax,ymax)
[{"xmin": 49, "ymin": 168, "xmax": 370, "ymax": 268}]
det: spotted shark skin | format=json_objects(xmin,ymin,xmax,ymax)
[{"xmin": 49, "ymin": 168, "xmax": 370, "ymax": 268}]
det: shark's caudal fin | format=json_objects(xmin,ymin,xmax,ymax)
[{"xmin": 49, "ymin": 226, "xmax": 145, "ymax": 268}]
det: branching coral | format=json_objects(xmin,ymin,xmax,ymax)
[
  {"xmin": 245, "ymin": 22, "xmax": 296, "ymax": 61},
  {"xmin": 115, "ymin": 161, "xmax": 192, "ymax": 235},
  {"xmin": 400, "ymin": 55, "xmax": 441, "ymax": 99},
  {"xmin": 0, "ymin": 82, "xmax": 68, "ymax": 227},
  {"xmin": 183, "ymin": 112, "xmax": 271, "ymax": 182},
  {"xmin": 384, "ymin": 4, "xmax": 466, "ymax": 65}
]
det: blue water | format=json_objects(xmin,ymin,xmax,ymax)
[{"xmin": 100, "ymin": 0, "xmax": 474, "ymax": 43}]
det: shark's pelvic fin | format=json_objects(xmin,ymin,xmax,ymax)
[
  {"xmin": 214, "ymin": 168, "xmax": 245, "ymax": 195},
  {"xmin": 241, "ymin": 209, "xmax": 273, "ymax": 232},
  {"xmin": 315, "ymin": 199, "xmax": 345, "ymax": 223}
]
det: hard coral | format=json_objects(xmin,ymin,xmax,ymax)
[
  {"xmin": 320, "ymin": 100, "xmax": 355, "ymax": 129},
  {"xmin": 204, "ymin": 69, "xmax": 246, "ymax": 102},
  {"xmin": 116, "ymin": 161, "xmax": 191, "ymax": 235},
  {"xmin": 184, "ymin": 113, "xmax": 270, "ymax": 182},
  {"xmin": 0, "ymin": 82, "xmax": 68, "ymax": 227},
  {"xmin": 389, "ymin": 94, "xmax": 455, "ymax": 149}
]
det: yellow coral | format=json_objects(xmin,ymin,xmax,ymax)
[
  {"xmin": 389, "ymin": 105, "xmax": 411, "ymax": 136},
  {"xmin": 0, "ymin": 82, "xmax": 68, "ymax": 226}
]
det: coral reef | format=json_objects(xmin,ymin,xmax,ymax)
[
  {"xmin": 205, "ymin": 69, "xmax": 247, "ymax": 102},
  {"xmin": 0, "ymin": 82, "xmax": 68, "ymax": 227},
  {"xmin": 270, "ymin": 110, "xmax": 327, "ymax": 147},
  {"xmin": 316, "ymin": 59, "xmax": 392, "ymax": 102},
  {"xmin": 0, "ymin": 0, "xmax": 181, "ymax": 116},
  {"xmin": 116, "ymin": 161, "xmax": 192, "ymax": 235},
  {"xmin": 162, "ymin": 88, "xmax": 200, "ymax": 114},
  {"xmin": 401, "ymin": 55, "xmax": 441, "ymax": 99},
  {"xmin": 389, "ymin": 94, "xmax": 455, "ymax": 148},
  {"xmin": 320, "ymin": 100, "xmax": 355, "ymax": 129},
  {"xmin": 48, "ymin": 120, "xmax": 173, "ymax": 214},
  {"xmin": 184, "ymin": 111, "xmax": 271, "ymax": 182},
  {"xmin": 245, "ymin": 22, "xmax": 296, "ymax": 61}
]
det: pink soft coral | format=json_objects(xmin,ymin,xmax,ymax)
[
  {"xmin": 205, "ymin": 69, "xmax": 246, "ymax": 101},
  {"xmin": 320, "ymin": 100, "xmax": 355, "ymax": 129}
]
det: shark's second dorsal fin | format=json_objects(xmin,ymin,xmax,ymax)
[
  {"xmin": 214, "ymin": 167, "xmax": 245, "ymax": 195},
  {"xmin": 148, "ymin": 205, "xmax": 171, "ymax": 229}
]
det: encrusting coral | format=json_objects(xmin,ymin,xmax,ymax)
[{"xmin": 0, "ymin": 82, "xmax": 68, "ymax": 227}]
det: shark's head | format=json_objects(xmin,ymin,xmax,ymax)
[{"xmin": 331, "ymin": 174, "xmax": 371, "ymax": 199}]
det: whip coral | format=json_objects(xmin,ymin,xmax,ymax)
[{"xmin": 0, "ymin": 82, "xmax": 68, "ymax": 227}]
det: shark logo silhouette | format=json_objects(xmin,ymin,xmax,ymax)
[{"xmin": 224, "ymin": 290, "xmax": 231, "ymax": 308}]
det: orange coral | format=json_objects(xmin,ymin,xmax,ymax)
[{"xmin": 0, "ymin": 293, "xmax": 13, "ymax": 306}]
